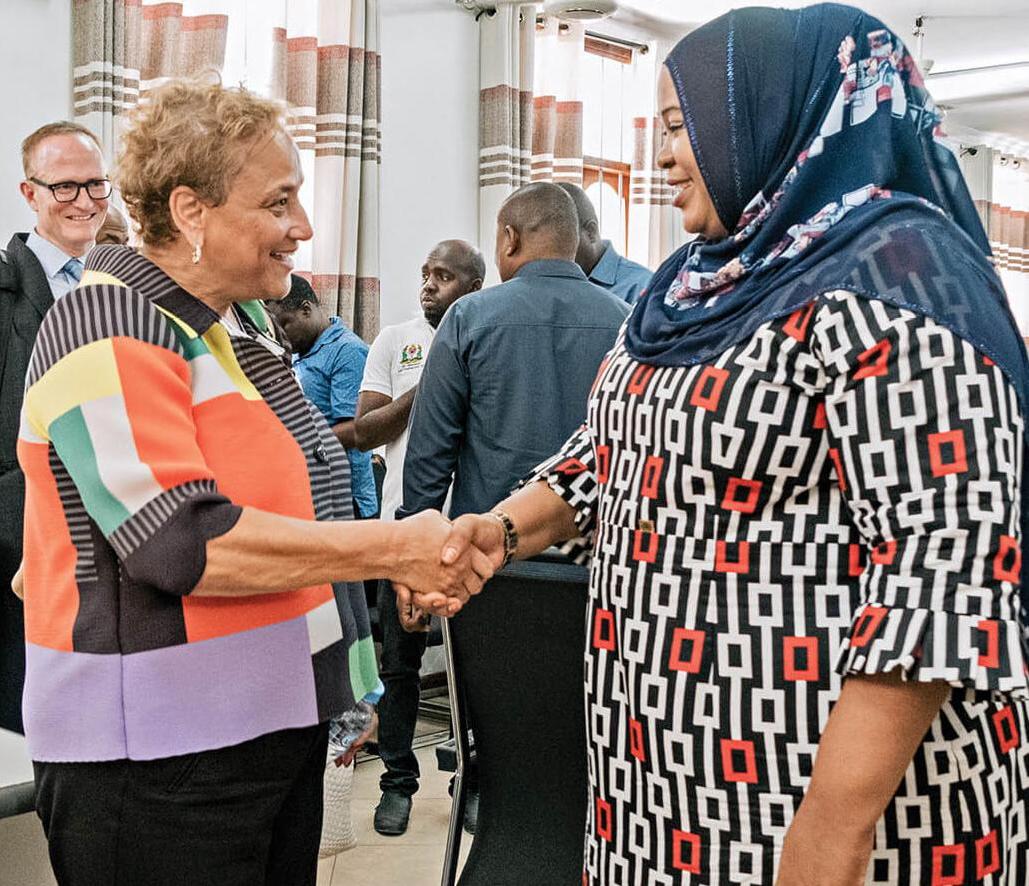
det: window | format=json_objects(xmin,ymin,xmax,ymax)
[{"xmin": 581, "ymin": 35, "xmax": 638, "ymax": 254}]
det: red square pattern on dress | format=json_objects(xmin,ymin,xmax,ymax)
[
  {"xmin": 626, "ymin": 364, "xmax": 656, "ymax": 395},
  {"xmin": 928, "ymin": 430, "xmax": 968, "ymax": 477},
  {"xmin": 870, "ymin": 539, "xmax": 897, "ymax": 566},
  {"xmin": 672, "ymin": 830, "xmax": 701, "ymax": 873},
  {"xmin": 596, "ymin": 445, "xmax": 610, "ymax": 484},
  {"xmin": 993, "ymin": 706, "xmax": 1020, "ymax": 754},
  {"xmin": 640, "ymin": 455, "xmax": 664, "ymax": 498},
  {"xmin": 993, "ymin": 535, "xmax": 1020, "ymax": 583},
  {"xmin": 715, "ymin": 540, "xmax": 750, "ymax": 573},
  {"xmin": 595, "ymin": 797, "xmax": 613, "ymax": 841},
  {"xmin": 850, "ymin": 605, "xmax": 888, "ymax": 648},
  {"xmin": 633, "ymin": 529, "xmax": 659, "ymax": 563},
  {"xmin": 720, "ymin": 739, "xmax": 758, "ymax": 784},
  {"xmin": 555, "ymin": 457, "xmax": 588, "ymax": 476},
  {"xmin": 783, "ymin": 636, "xmax": 820, "ymax": 681},
  {"xmin": 976, "ymin": 831, "xmax": 1001, "ymax": 879},
  {"xmin": 690, "ymin": 366, "xmax": 730, "ymax": 410},
  {"xmin": 783, "ymin": 302, "xmax": 815, "ymax": 342},
  {"xmin": 668, "ymin": 628, "xmax": 705, "ymax": 673},
  {"xmin": 592, "ymin": 609, "xmax": 616, "ymax": 651},
  {"xmin": 976, "ymin": 619, "xmax": 1000, "ymax": 669},
  {"xmin": 628, "ymin": 718, "xmax": 645, "ymax": 761},
  {"xmin": 931, "ymin": 844, "xmax": 965, "ymax": 886},
  {"xmin": 848, "ymin": 543, "xmax": 866, "ymax": 576},
  {"xmin": 827, "ymin": 447, "xmax": 847, "ymax": 492},
  {"xmin": 721, "ymin": 477, "xmax": 762, "ymax": 513},
  {"xmin": 853, "ymin": 338, "xmax": 891, "ymax": 380}
]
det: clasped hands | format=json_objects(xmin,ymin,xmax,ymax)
[{"xmin": 389, "ymin": 510, "xmax": 507, "ymax": 625}]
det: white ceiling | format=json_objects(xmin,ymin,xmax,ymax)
[{"xmin": 615, "ymin": 1, "xmax": 1029, "ymax": 145}]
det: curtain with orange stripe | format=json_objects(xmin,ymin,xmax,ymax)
[
  {"xmin": 961, "ymin": 145, "xmax": 1029, "ymax": 337},
  {"xmin": 478, "ymin": 4, "xmax": 535, "ymax": 284},
  {"xmin": 72, "ymin": 0, "xmax": 382, "ymax": 341},
  {"xmin": 531, "ymin": 17, "xmax": 584, "ymax": 185}
]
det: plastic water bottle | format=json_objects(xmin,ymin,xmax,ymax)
[{"xmin": 328, "ymin": 700, "xmax": 374, "ymax": 764}]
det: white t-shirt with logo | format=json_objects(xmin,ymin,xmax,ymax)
[{"xmin": 359, "ymin": 315, "xmax": 436, "ymax": 520}]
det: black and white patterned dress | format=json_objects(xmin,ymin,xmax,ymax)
[{"xmin": 532, "ymin": 291, "xmax": 1029, "ymax": 885}]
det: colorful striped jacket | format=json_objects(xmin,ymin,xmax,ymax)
[{"xmin": 18, "ymin": 246, "xmax": 378, "ymax": 762}]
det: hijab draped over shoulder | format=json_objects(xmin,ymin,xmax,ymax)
[{"xmin": 625, "ymin": 2, "xmax": 1029, "ymax": 612}]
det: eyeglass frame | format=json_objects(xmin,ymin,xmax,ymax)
[{"xmin": 27, "ymin": 176, "xmax": 113, "ymax": 203}]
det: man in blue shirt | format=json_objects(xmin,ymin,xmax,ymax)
[
  {"xmin": 400, "ymin": 182, "xmax": 629, "ymax": 522},
  {"xmin": 557, "ymin": 181, "xmax": 652, "ymax": 303},
  {"xmin": 267, "ymin": 275, "xmax": 378, "ymax": 518}
]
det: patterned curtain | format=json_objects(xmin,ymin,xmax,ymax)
[
  {"xmin": 626, "ymin": 41, "xmax": 684, "ymax": 270},
  {"xmin": 72, "ymin": 0, "xmax": 144, "ymax": 167},
  {"xmin": 71, "ymin": 0, "xmax": 382, "ymax": 341},
  {"xmin": 478, "ymin": 4, "xmax": 534, "ymax": 282},
  {"xmin": 961, "ymin": 146, "xmax": 1029, "ymax": 337},
  {"xmin": 531, "ymin": 18, "xmax": 583, "ymax": 184},
  {"xmin": 268, "ymin": 1, "xmax": 382, "ymax": 339}
]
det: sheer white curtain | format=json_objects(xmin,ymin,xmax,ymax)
[
  {"xmin": 961, "ymin": 145, "xmax": 1029, "ymax": 336},
  {"xmin": 992, "ymin": 154, "xmax": 1029, "ymax": 336},
  {"xmin": 477, "ymin": 4, "xmax": 534, "ymax": 283},
  {"xmin": 627, "ymin": 40, "xmax": 685, "ymax": 270},
  {"xmin": 531, "ymin": 18, "xmax": 584, "ymax": 184},
  {"xmin": 73, "ymin": 0, "xmax": 382, "ymax": 339}
]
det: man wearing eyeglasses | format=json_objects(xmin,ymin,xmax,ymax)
[{"xmin": 0, "ymin": 121, "xmax": 109, "ymax": 733}]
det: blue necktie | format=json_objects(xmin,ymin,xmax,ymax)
[{"xmin": 62, "ymin": 258, "xmax": 84, "ymax": 285}]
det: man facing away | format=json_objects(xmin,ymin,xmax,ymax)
[
  {"xmin": 265, "ymin": 275, "xmax": 378, "ymax": 519},
  {"xmin": 353, "ymin": 239, "xmax": 484, "ymax": 837},
  {"xmin": 396, "ymin": 180, "xmax": 628, "ymax": 835},
  {"xmin": 399, "ymin": 182, "xmax": 629, "ymax": 525},
  {"xmin": 0, "ymin": 122, "xmax": 109, "ymax": 732},
  {"xmin": 557, "ymin": 181, "xmax": 652, "ymax": 304}
]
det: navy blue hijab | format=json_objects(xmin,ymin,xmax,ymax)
[{"xmin": 625, "ymin": 4, "xmax": 1029, "ymax": 611}]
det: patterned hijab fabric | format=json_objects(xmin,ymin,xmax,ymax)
[{"xmin": 623, "ymin": 3, "xmax": 1029, "ymax": 611}]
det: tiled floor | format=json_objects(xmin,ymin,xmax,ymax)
[{"xmin": 316, "ymin": 743, "xmax": 469, "ymax": 886}]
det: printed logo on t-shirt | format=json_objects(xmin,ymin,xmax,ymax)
[{"xmin": 399, "ymin": 343, "xmax": 424, "ymax": 369}]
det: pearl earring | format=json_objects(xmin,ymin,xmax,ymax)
[{"xmin": 191, "ymin": 241, "xmax": 202, "ymax": 264}]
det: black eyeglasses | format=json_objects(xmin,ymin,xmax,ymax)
[{"xmin": 28, "ymin": 177, "xmax": 112, "ymax": 203}]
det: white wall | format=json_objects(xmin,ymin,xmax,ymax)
[
  {"xmin": 379, "ymin": 0, "xmax": 480, "ymax": 329},
  {"xmin": 0, "ymin": 0, "xmax": 74, "ymax": 241}
]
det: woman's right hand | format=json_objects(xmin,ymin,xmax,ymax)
[
  {"xmin": 396, "ymin": 513, "xmax": 506, "ymax": 617},
  {"xmin": 388, "ymin": 510, "xmax": 496, "ymax": 614}
]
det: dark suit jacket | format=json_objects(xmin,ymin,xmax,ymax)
[{"xmin": 0, "ymin": 232, "xmax": 52, "ymax": 732}]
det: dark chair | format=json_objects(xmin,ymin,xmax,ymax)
[{"xmin": 445, "ymin": 552, "xmax": 589, "ymax": 886}]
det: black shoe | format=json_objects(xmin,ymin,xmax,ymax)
[
  {"xmin": 374, "ymin": 791, "xmax": 412, "ymax": 836},
  {"xmin": 462, "ymin": 789, "xmax": 479, "ymax": 835}
]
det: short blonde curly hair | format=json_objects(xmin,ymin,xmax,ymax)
[{"xmin": 117, "ymin": 78, "xmax": 286, "ymax": 246}]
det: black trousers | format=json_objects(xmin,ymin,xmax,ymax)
[
  {"xmin": 376, "ymin": 577, "xmax": 428, "ymax": 796},
  {"xmin": 376, "ymin": 580, "xmax": 478, "ymax": 798},
  {"xmin": 34, "ymin": 723, "xmax": 328, "ymax": 886}
]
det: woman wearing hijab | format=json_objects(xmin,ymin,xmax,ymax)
[{"xmin": 417, "ymin": 4, "xmax": 1029, "ymax": 883}]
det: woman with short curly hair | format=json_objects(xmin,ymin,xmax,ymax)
[{"xmin": 19, "ymin": 78, "xmax": 492, "ymax": 885}]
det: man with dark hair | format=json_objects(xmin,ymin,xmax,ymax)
[
  {"xmin": 396, "ymin": 180, "xmax": 627, "ymax": 839},
  {"xmin": 401, "ymin": 182, "xmax": 628, "ymax": 522},
  {"xmin": 354, "ymin": 238, "xmax": 483, "ymax": 837},
  {"xmin": 266, "ymin": 275, "xmax": 377, "ymax": 518},
  {"xmin": 557, "ymin": 181, "xmax": 652, "ymax": 303},
  {"xmin": 1, "ymin": 121, "xmax": 110, "ymax": 732}
]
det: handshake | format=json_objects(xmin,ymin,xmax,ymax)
[{"xmin": 387, "ymin": 509, "xmax": 509, "ymax": 626}]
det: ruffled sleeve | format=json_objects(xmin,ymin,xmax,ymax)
[
  {"xmin": 811, "ymin": 291, "xmax": 1028, "ymax": 698},
  {"xmin": 523, "ymin": 423, "xmax": 598, "ymax": 565}
]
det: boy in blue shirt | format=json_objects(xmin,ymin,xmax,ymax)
[{"xmin": 267, "ymin": 275, "xmax": 378, "ymax": 517}]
